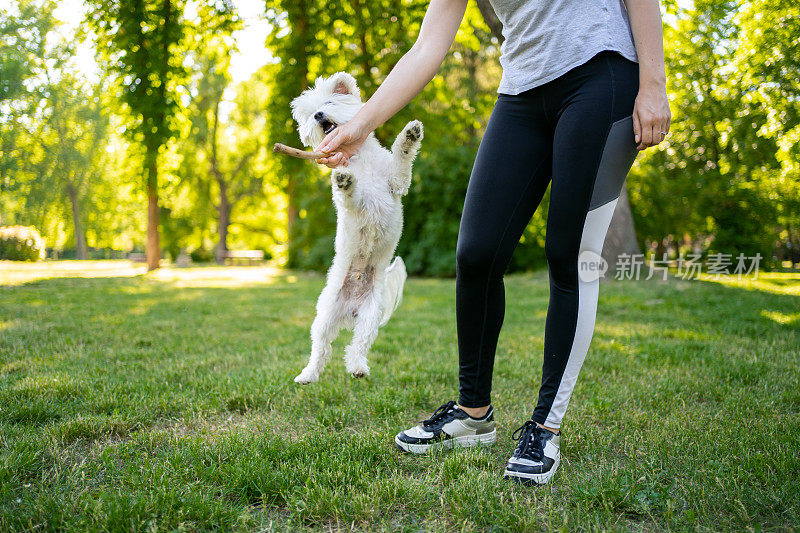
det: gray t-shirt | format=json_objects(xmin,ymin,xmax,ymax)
[{"xmin": 489, "ymin": 0, "xmax": 639, "ymax": 94}]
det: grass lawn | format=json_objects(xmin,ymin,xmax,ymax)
[{"xmin": 1, "ymin": 260, "xmax": 798, "ymax": 531}]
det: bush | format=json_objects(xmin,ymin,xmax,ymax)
[
  {"xmin": 396, "ymin": 145, "xmax": 474, "ymax": 277},
  {"xmin": 397, "ymin": 145, "xmax": 548, "ymax": 277},
  {"xmin": 287, "ymin": 174, "xmax": 337, "ymax": 271},
  {"xmin": 190, "ymin": 247, "xmax": 215, "ymax": 263},
  {"xmin": 0, "ymin": 226, "xmax": 46, "ymax": 261},
  {"xmin": 51, "ymin": 248, "xmax": 129, "ymax": 260}
]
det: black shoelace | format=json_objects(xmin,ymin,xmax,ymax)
[
  {"xmin": 511, "ymin": 420, "xmax": 543, "ymax": 461},
  {"xmin": 421, "ymin": 401, "xmax": 458, "ymax": 430}
]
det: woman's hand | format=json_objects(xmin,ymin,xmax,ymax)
[
  {"xmin": 632, "ymin": 82, "xmax": 671, "ymax": 150},
  {"xmin": 315, "ymin": 118, "xmax": 370, "ymax": 168},
  {"xmin": 624, "ymin": 0, "xmax": 671, "ymax": 151}
]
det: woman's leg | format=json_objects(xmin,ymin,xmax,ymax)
[
  {"xmin": 395, "ymin": 91, "xmax": 553, "ymax": 454},
  {"xmin": 503, "ymin": 51, "xmax": 639, "ymax": 486},
  {"xmin": 456, "ymin": 92, "xmax": 553, "ymax": 409},
  {"xmin": 531, "ymin": 51, "xmax": 640, "ymax": 429}
]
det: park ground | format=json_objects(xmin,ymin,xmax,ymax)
[{"xmin": 1, "ymin": 261, "xmax": 798, "ymax": 531}]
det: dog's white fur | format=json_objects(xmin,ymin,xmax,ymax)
[{"xmin": 290, "ymin": 72, "xmax": 423, "ymax": 383}]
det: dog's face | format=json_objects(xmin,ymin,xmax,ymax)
[{"xmin": 290, "ymin": 72, "xmax": 363, "ymax": 149}]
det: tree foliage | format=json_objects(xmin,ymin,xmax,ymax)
[
  {"xmin": 0, "ymin": 1, "xmax": 119, "ymax": 257},
  {"xmin": 628, "ymin": 0, "xmax": 798, "ymax": 264},
  {"xmin": 265, "ymin": 0, "xmax": 501, "ymax": 272},
  {"xmin": 0, "ymin": 0, "xmax": 796, "ymax": 271}
]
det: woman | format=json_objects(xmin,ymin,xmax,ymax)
[{"xmin": 315, "ymin": 0, "xmax": 670, "ymax": 485}]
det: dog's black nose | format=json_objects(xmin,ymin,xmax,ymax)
[{"xmin": 313, "ymin": 111, "xmax": 324, "ymax": 121}]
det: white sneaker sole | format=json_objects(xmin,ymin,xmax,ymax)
[
  {"xmin": 394, "ymin": 429, "xmax": 497, "ymax": 454},
  {"xmin": 503, "ymin": 455, "xmax": 560, "ymax": 485}
]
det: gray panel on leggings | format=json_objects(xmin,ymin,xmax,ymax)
[{"xmin": 589, "ymin": 115, "xmax": 638, "ymax": 210}]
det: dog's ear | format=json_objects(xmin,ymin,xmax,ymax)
[
  {"xmin": 290, "ymin": 90, "xmax": 312, "ymax": 123},
  {"xmin": 329, "ymin": 72, "xmax": 360, "ymax": 98}
]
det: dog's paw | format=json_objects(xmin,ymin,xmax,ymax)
[
  {"xmin": 294, "ymin": 367, "xmax": 319, "ymax": 384},
  {"xmin": 332, "ymin": 171, "xmax": 352, "ymax": 191},
  {"xmin": 404, "ymin": 120, "xmax": 423, "ymax": 142},
  {"xmin": 351, "ymin": 368, "xmax": 370, "ymax": 378},
  {"xmin": 346, "ymin": 358, "xmax": 370, "ymax": 378}
]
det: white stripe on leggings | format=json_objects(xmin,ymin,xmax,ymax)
[{"xmin": 544, "ymin": 198, "xmax": 619, "ymax": 429}]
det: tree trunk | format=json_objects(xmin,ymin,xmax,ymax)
[
  {"xmin": 286, "ymin": 178, "xmax": 298, "ymax": 240},
  {"xmin": 351, "ymin": 0, "xmax": 375, "ymax": 89},
  {"xmin": 465, "ymin": 47, "xmax": 481, "ymax": 144},
  {"xmin": 286, "ymin": 4, "xmax": 309, "ymax": 244},
  {"xmin": 66, "ymin": 183, "xmax": 87, "ymax": 260},
  {"xmin": 476, "ymin": 0, "xmax": 504, "ymax": 42},
  {"xmin": 602, "ymin": 187, "xmax": 641, "ymax": 277},
  {"xmin": 215, "ymin": 180, "xmax": 230, "ymax": 264},
  {"xmin": 145, "ymin": 151, "xmax": 160, "ymax": 271},
  {"xmin": 209, "ymin": 97, "xmax": 230, "ymax": 265}
]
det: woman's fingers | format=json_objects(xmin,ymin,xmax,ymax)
[
  {"xmin": 636, "ymin": 114, "xmax": 667, "ymax": 150},
  {"xmin": 315, "ymin": 152, "xmax": 344, "ymax": 169},
  {"xmin": 658, "ymin": 122, "xmax": 667, "ymax": 144},
  {"xmin": 634, "ymin": 106, "xmax": 653, "ymax": 150},
  {"xmin": 639, "ymin": 118, "xmax": 653, "ymax": 150},
  {"xmin": 314, "ymin": 120, "xmax": 366, "ymax": 167},
  {"xmin": 651, "ymin": 119, "xmax": 670, "ymax": 147},
  {"xmin": 317, "ymin": 131, "xmax": 335, "ymax": 154},
  {"xmin": 317, "ymin": 129, "xmax": 342, "ymax": 154}
]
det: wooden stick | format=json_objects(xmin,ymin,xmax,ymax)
[{"xmin": 272, "ymin": 143, "xmax": 327, "ymax": 160}]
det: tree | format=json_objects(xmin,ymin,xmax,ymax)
[
  {"xmin": 37, "ymin": 76, "xmax": 109, "ymax": 260},
  {"xmin": 1, "ymin": 1, "xmax": 111, "ymax": 258},
  {"xmin": 0, "ymin": 0, "xmax": 56, "ymax": 222},
  {"xmin": 629, "ymin": 0, "xmax": 783, "ymax": 263},
  {"xmin": 735, "ymin": 0, "xmax": 800, "ymax": 263},
  {"xmin": 180, "ymin": 43, "xmax": 272, "ymax": 263},
  {"xmin": 264, "ymin": 0, "xmax": 321, "ymax": 267},
  {"xmin": 86, "ymin": 0, "xmax": 187, "ymax": 270}
]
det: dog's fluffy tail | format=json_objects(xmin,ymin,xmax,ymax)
[{"xmin": 380, "ymin": 256, "xmax": 407, "ymax": 326}]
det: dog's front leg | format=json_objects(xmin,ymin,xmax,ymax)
[
  {"xmin": 295, "ymin": 285, "xmax": 343, "ymax": 384},
  {"xmin": 331, "ymin": 169, "xmax": 360, "ymax": 211},
  {"xmin": 332, "ymin": 169, "xmax": 353, "ymax": 192},
  {"xmin": 344, "ymin": 294, "xmax": 383, "ymax": 378},
  {"xmin": 389, "ymin": 120, "xmax": 423, "ymax": 195}
]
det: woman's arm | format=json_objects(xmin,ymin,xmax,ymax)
[
  {"xmin": 316, "ymin": 0, "xmax": 468, "ymax": 167},
  {"xmin": 624, "ymin": 0, "xmax": 671, "ymax": 150}
]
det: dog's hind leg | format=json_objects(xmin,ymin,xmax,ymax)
[
  {"xmin": 295, "ymin": 286, "xmax": 343, "ymax": 384},
  {"xmin": 389, "ymin": 120, "xmax": 423, "ymax": 196},
  {"xmin": 344, "ymin": 293, "xmax": 383, "ymax": 378}
]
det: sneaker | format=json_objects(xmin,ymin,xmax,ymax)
[
  {"xmin": 503, "ymin": 420, "xmax": 561, "ymax": 485},
  {"xmin": 394, "ymin": 401, "xmax": 497, "ymax": 454}
]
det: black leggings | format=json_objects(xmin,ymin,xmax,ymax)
[{"xmin": 456, "ymin": 50, "xmax": 639, "ymax": 429}]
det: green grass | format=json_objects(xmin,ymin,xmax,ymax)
[{"xmin": 1, "ymin": 261, "xmax": 798, "ymax": 531}]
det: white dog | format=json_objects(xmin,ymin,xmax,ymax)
[{"xmin": 290, "ymin": 72, "xmax": 423, "ymax": 383}]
